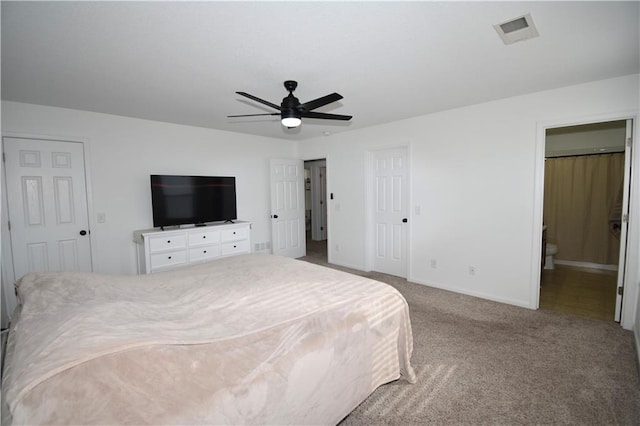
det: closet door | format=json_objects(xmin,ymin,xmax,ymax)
[
  {"xmin": 3, "ymin": 137, "xmax": 93, "ymax": 281},
  {"xmin": 270, "ymin": 158, "xmax": 306, "ymax": 258},
  {"xmin": 371, "ymin": 147, "xmax": 409, "ymax": 278}
]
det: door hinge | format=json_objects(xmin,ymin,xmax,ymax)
[
  {"xmin": 321, "ymin": 226, "xmax": 324, "ymax": 231},
  {"xmin": 2, "ymin": 152, "xmax": 5, "ymax": 163},
  {"xmin": 618, "ymin": 286, "xmax": 624, "ymax": 296},
  {"xmin": 627, "ymin": 137, "xmax": 632, "ymax": 148},
  {"xmin": 622, "ymin": 214, "xmax": 629, "ymax": 223},
  {"xmin": 7, "ymin": 220, "xmax": 10, "ymax": 231}
]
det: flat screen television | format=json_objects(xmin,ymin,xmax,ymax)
[{"xmin": 150, "ymin": 175, "xmax": 237, "ymax": 228}]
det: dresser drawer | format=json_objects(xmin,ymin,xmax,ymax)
[
  {"xmin": 189, "ymin": 245, "xmax": 221, "ymax": 262},
  {"xmin": 221, "ymin": 227, "xmax": 249, "ymax": 242},
  {"xmin": 188, "ymin": 230, "xmax": 220, "ymax": 247},
  {"xmin": 221, "ymin": 239, "xmax": 249, "ymax": 256},
  {"xmin": 150, "ymin": 250, "xmax": 187, "ymax": 270},
  {"xmin": 148, "ymin": 234, "xmax": 187, "ymax": 252}
]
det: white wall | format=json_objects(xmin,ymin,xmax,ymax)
[
  {"xmin": 298, "ymin": 74, "xmax": 640, "ymax": 329},
  {"xmin": 2, "ymin": 75, "xmax": 639, "ymax": 333},
  {"xmin": 1, "ymin": 102, "xmax": 296, "ymax": 313}
]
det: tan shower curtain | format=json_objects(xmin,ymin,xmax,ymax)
[{"xmin": 543, "ymin": 153, "xmax": 624, "ymax": 266}]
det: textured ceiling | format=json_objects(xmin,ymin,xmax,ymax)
[{"xmin": 2, "ymin": 1, "xmax": 638, "ymax": 140}]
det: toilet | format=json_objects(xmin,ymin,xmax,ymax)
[{"xmin": 545, "ymin": 244, "xmax": 558, "ymax": 270}]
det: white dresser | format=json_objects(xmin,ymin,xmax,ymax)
[{"xmin": 133, "ymin": 221, "xmax": 251, "ymax": 274}]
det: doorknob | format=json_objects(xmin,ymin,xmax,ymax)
[
  {"xmin": 79, "ymin": 230, "xmax": 88, "ymax": 236},
  {"xmin": 272, "ymin": 214, "xmax": 279, "ymax": 219}
]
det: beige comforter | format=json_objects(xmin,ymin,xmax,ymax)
[{"xmin": 3, "ymin": 254, "xmax": 415, "ymax": 425}]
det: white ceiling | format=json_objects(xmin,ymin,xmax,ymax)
[{"xmin": 2, "ymin": 1, "xmax": 638, "ymax": 140}]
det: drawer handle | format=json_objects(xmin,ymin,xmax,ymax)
[
  {"xmin": 233, "ymin": 245, "xmax": 237, "ymax": 248},
  {"xmin": 203, "ymin": 250, "xmax": 207, "ymax": 253},
  {"xmin": 202, "ymin": 236, "xmax": 206, "ymax": 239},
  {"xmin": 233, "ymin": 231, "xmax": 236, "ymax": 235},
  {"xmin": 168, "ymin": 256, "xmax": 172, "ymax": 259},
  {"xmin": 167, "ymin": 240, "xmax": 171, "ymax": 244}
]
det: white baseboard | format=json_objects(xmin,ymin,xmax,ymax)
[
  {"xmin": 408, "ymin": 276, "xmax": 532, "ymax": 310},
  {"xmin": 555, "ymin": 259, "xmax": 618, "ymax": 271}
]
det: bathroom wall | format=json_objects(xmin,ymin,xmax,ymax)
[{"xmin": 546, "ymin": 121, "xmax": 626, "ymax": 157}]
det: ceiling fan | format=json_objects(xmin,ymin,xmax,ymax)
[{"xmin": 228, "ymin": 80, "xmax": 352, "ymax": 128}]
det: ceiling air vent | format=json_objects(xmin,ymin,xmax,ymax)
[{"xmin": 494, "ymin": 13, "xmax": 539, "ymax": 45}]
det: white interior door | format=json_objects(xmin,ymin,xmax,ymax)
[
  {"xmin": 270, "ymin": 158, "xmax": 306, "ymax": 258},
  {"xmin": 615, "ymin": 119, "xmax": 633, "ymax": 322},
  {"xmin": 319, "ymin": 165, "xmax": 327, "ymax": 240},
  {"xmin": 3, "ymin": 137, "xmax": 92, "ymax": 280},
  {"xmin": 372, "ymin": 147, "xmax": 409, "ymax": 278},
  {"xmin": 310, "ymin": 161, "xmax": 328, "ymax": 241}
]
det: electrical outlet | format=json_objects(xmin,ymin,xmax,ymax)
[{"xmin": 469, "ymin": 266, "xmax": 476, "ymax": 275}]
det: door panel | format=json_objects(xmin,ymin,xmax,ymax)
[
  {"xmin": 615, "ymin": 119, "xmax": 633, "ymax": 322},
  {"xmin": 26, "ymin": 242, "xmax": 49, "ymax": 272},
  {"xmin": 4, "ymin": 137, "xmax": 92, "ymax": 280},
  {"xmin": 270, "ymin": 159, "xmax": 305, "ymax": 258},
  {"xmin": 308, "ymin": 160, "xmax": 328, "ymax": 242},
  {"xmin": 372, "ymin": 147, "xmax": 408, "ymax": 277},
  {"xmin": 320, "ymin": 166, "xmax": 327, "ymax": 240}
]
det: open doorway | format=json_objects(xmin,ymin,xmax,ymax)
[
  {"xmin": 540, "ymin": 120, "xmax": 631, "ymax": 321},
  {"xmin": 304, "ymin": 159, "xmax": 328, "ymax": 263}
]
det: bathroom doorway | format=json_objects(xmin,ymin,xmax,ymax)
[
  {"xmin": 304, "ymin": 159, "xmax": 328, "ymax": 264},
  {"xmin": 540, "ymin": 119, "xmax": 632, "ymax": 321}
]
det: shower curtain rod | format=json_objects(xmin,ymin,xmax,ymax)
[{"xmin": 545, "ymin": 150, "xmax": 624, "ymax": 159}]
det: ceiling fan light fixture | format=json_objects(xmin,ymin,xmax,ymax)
[{"xmin": 281, "ymin": 111, "xmax": 301, "ymax": 128}]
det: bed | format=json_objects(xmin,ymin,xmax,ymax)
[{"xmin": 2, "ymin": 253, "xmax": 416, "ymax": 425}]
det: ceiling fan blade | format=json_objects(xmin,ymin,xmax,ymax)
[
  {"xmin": 228, "ymin": 113, "xmax": 280, "ymax": 118},
  {"xmin": 236, "ymin": 92, "xmax": 281, "ymax": 110},
  {"xmin": 301, "ymin": 111, "xmax": 352, "ymax": 121},
  {"xmin": 298, "ymin": 93, "xmax": 343, "ymax": 112}
]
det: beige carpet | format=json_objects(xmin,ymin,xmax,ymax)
[{"xmin": 299, "ymin": 256, "xmax": 640, "ymax": 425}]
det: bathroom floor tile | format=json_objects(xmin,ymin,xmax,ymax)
[{"xmin": 540, "ymin": 265, "xmax": 617, "ymax": 321}]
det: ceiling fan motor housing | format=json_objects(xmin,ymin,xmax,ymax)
[{"xmin": 282, "ymin": 93, "xmax": 302, "ymax": 120}]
